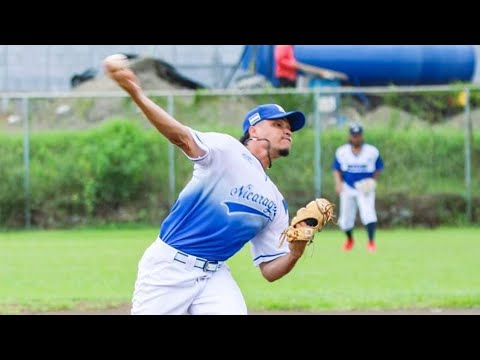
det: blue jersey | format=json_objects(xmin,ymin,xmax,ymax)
[
  {"xmin": 333, "ymin": 143, "xmax": 384, "ymax": 188},
  {"xmin": 160, "ymin": 128, "xmax": 290, "ymax": 264}
]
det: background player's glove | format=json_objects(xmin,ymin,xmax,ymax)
[
  {"xmin": 279, "ymin": 198, "xmax": 335, "ymax": 247},
  {"xmin": 354, "ymin": 178, "xmax": 377, "ymax": 194}
]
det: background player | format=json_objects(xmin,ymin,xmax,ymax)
[
  {"xmin": 274, "ymin": 45, "xmax": 298, "ymax": 88},
  {"xmin": 106, "ymin": 63, "xmax": 312, "ymax": 315},
  {"xmin": 333, "ymin": 123, "xmax": 384, "ymax": 252}
]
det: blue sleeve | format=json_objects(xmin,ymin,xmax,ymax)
[
  {"xmin": 375, "ymin": 155, "xmax": 384, "ymax": 171},
  {"xmin": 332, "ymin": 157, "xmax": 341, "ymax": 171}
]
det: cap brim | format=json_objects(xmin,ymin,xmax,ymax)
[{"xmin": 267, "ymin": 110, "xmax": 306, "ymax": 132}]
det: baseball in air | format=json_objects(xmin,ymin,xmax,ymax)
[{"xmin": 103, "ymin": 54, "xmax": 129, "ymax": 74}]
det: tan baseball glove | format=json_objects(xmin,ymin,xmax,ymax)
[{"xmin": 279, "ymin": 198, "xmax": 336, "ymax": 247}]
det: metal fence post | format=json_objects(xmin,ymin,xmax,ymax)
[
  {"xmin": 22, "ymin": 97, "xmax": 31, "ymax": 228},
  {"xmin": 46, "ymin": 46, "xmax": 51, "ymax": 91},
  {"xmin": 1, "ymin": 96, "xmax": 8, "ymax": 113},
  {"xmin": 464, "ymin": 88, "xmax": 473, "ymax": 223},
  {"xmin": 89, "ymin": 45, "xmax": 95, "ymax": 68},
  {"xmin": 313, "ymin": 88, "xmax": 322, "ymax": 198},
  {"xmin": 212, "ymin": 47, "xmax": 222, "ymax": 89},
  {"xmin": 167, "ymin": 95, "xmax": 176, "ymax": 207},
  {"xmin": 4, "ymin": 45, "xmax": 8, "ymax": 92}
]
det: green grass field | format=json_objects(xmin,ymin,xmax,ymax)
[{"xmin": 1, "ymin": 226, "xmax": 479, "ymax": 314}]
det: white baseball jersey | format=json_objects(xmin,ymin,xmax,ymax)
[
  {"xmin": 159, "ymin": 128, "xmax": 290, "ymax": 265},
  {"xmin": 333, "ymin": 143, "xmax": 384, "ymax": 188}
]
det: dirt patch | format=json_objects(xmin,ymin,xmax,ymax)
[
  {"xmin": 0, "ymin": 57, "xmax": 207, "ymax": 134},
  {"xmin": 73, "ymin": 57, "xmax": 190, "ymax": 93},
  {"xmin": 361, "ymin": 105, "xmax": 429, "ymax": 130},
  {"xmin": 26, "ymin": 303, "xmax": 480, "ymax": 315},
  {"xmin": 442, "ymin": 107, "xmax": 480, "ymax": 130}
]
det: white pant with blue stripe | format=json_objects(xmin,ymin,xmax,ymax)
[
  {"xmin": 338, "ymin": 182, "xmax": 378, "ymax": 231},
  {"xmin": 131, "ymin": 238, "xmax": 247, "ymax": 315}
]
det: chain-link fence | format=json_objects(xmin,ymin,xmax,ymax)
[{"xmin": 0, "ymin": 86, "xmax": 478, "ymax": 228}]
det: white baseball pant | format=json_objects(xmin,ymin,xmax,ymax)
[
  {"xmin": 131, "ymin": 238, "xmax": 248, "ymax": 315},
  {"xmin": 338, "ymin": 182, "xmax": 377, "ymax": 231}
]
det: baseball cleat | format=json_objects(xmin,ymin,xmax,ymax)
[
  {"xmin": 367, "ymin": 242, "xmax": 376, "ymax": 253},
  {"xmin": 343, "ymin": 239, "xmax": 354, "ymax": 251}
]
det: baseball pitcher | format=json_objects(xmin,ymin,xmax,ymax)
[{"xmin": 104, "ymin": 58, "xmax": 335, "ymax": 315}]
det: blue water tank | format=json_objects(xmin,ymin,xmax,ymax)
[
  {"xmin": 240, "ymin": 45, "xmax": 476, "ymax": 86},
  {"xmin": 294, "ymin": 45, "xmax": 476, "ymax": 85}
]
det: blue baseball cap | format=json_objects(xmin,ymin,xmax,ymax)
[
  {"xmin": 349, "ymin": 123, "xmax": 363, "ymax": 135},
  {"xmin": 242, "ymin": 104, "xmax": 306, "ymax": 134}
]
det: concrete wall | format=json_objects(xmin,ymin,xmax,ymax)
[{"xmin": 0, "ymin": 45, "xmax": 244, "ymax": 92}]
